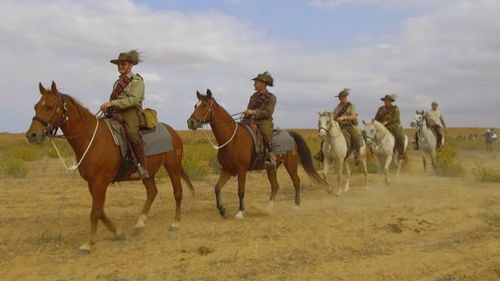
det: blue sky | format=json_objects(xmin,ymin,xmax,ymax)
[
  {"xmin": 134, "ymin": 0, "xmax": 418, "ymax": 50},
  {"xmin": 1, "ymin": 0, "xmax": 499, "ymax": 133}
]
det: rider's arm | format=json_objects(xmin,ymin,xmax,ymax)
[
  {"xmin": 110, "ymin": 78, "xmax": 144, "ymax": 110},
  {"xmin": 255, "ymin": 94, "xmax": 276, "ymax": 120}
]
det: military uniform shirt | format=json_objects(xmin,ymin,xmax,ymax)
[
  {"xmin": 110, "ymin": 72, "xmax": 145, "ymax": 110},
  {"xmin": 332, "ymin": 102, "xmax": 358, "ymax": 126},
  {"xmin": 424, "ymin": 110, "xmax": 445, "ymax": 127},
  {"xmin": 247, "ymin": 92, "xmax": 276, "ymax": 123},
  {"xmin": 375, "ymin": 105, "xmax": 401, "ymax": 127}
]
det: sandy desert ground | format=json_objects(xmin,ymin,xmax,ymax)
[{"xmin": 0, "ymin": 132, "xmax": 499, "ymax": 281}]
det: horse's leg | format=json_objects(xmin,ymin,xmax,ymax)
[
  {"xmin": 133, "ymin": 176, "xmax": 158, "ymax": 235},
  {"xmin": 283, "ymin": 155, "xmax": 301, "ymax": 209},
  {"xmin": 361, "ymin": 149, "xmax": 369, "ymax": 189},
  {"xmin": 265, "ymin": 165, "xmax": 279, "ymax": 210},
  {"xmin": 421, "ymin": 151, "xmax": 427, "ymax": 173},
  {"xmin": 384, "ymin": 154, "xmax": 392, "ymax": 185},
  {"xmin": 235, "ymin": 170, "xmax": 247, "ymax": 219},
  {"xmin": 215, "ymin": 169, "xmax": 232, "ymax": 218},
  {"xmin": 79, "ymin": 181, "xmax": 116, "ymax": 254},
  {"xmin": 335, "ymin": 159, "xmax": 344, "ymax": 195},
  {"xmin": 165, "ymin": 164, "xmax": 183, "ymax": 230},
  {"xmin": 430, "ymin": 150, "xmax": 437, "ymax": 171},
  {"xmin": 322, "ymin": 159, "xmax": 333, "ymax": 193},
  {"xmin": 343, "ymin": 161, "xmax": 351, "ymax": 193}
]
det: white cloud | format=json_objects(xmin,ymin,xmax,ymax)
[{"xmin": 1, "ymin": 0, "xmax": 499, "ymax": 133}]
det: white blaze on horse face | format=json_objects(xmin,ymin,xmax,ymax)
[{"xmin": 195, "ymin": 101, "xmax": 201, "ymax": 108}]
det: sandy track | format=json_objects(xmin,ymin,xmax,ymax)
[{"xmin": 1, "ymin": 151, "xmax": 499, "ymax": 281}]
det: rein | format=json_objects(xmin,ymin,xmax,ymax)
[
  {"xmin": 32, "ymin": 92, "xmax": 102, "ymax": 171},
  {"xmin": 201, "ymin": 101, "xmax": 239, "ymax": 150}
]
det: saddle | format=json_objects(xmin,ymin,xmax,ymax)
[
  {"xmin": 105, "ymin": 113, "xmax": 173, "ymax": 182},
  {"xmin": 241, "ymin": 122, "xmax": 295, "ymax": 170}
]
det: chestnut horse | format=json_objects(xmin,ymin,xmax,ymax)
[
  {"xmin": 187, "ymin": 89, "xmax": 327, "ymax": 219},
  {"xmin": 25, "ymin": 82, "xmax": 194, "ymax": 254}
]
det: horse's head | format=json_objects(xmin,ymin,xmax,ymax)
[
  {"xmin": 26, "ymin": 82, "xmax": 68, "ymax": 144},
  {"xmin": 317, "ymin": 111, "xmax": 340, "ymax": 140},
  {"xmin": 410, "ymin": 110, "xmax": 425, "ymax": 128},
  {"xmin": 187, "ymin": 89, "xmax": 215, "ymax": 130},
  {"xmin": 362, "ymin": 119, "xmax": 377, "ymax": 145}
]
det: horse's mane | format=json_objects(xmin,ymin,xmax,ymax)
[
  {"xmin": 61, "ymin": 93, "xmax": 95, "ymax": 121},
  {"xmin": 371, "ymin": 120, "xmax": 390, "ymax": 134}
]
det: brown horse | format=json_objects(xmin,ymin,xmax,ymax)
[
  {"xmin": 187, "ymin": 89, "xmax": 327, "ymax": 219},
  {"xmin": 25, "ymin": 82, "xmax": 194, "ymax": 254}
]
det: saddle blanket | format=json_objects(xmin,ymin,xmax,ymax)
[
  {"xmin": 272, "ymin": 129, "xmax": 295, "ymax": 155},
  {"xmin": 105, "ymin": 120, "xmax": 173, "ymax": 156}
]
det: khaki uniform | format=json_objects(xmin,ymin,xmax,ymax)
[
  {"xmin": 110, "ymin": 72, "xmax": 145, "ymax": 143},
  {"xmin": 374, "ymin": 105, "xmax": 405, "ymax": 156},
  {"xmin": 332, "ymin": 102, "xmax": 361, "ymax": 151},
  {"xmin": 246, "ymin": 92, "xmax": 276, "ymax": 146},
  {"xmin": 424, "ymin": 109, "xmax": 445, "ymax": 148}
]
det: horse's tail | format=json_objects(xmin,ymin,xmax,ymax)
[
  {"xmin": 181, "ymin": 166, "xmax": 195, "ymax": 197},
  {"xmin": 287, "ymin": 130, "xmax": 328, "ymax": 186}
]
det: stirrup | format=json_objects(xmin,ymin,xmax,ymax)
[
  {"xmin": 130, "ymin": 165, "xmax": 149, "ymax": 179},
  {"xmin": 264, "ymin": 157, "xmax": 276, "ymax": 169}
]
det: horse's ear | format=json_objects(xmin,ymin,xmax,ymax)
[
  {"xmin": 206, "ymin": 89, "xmax": 212, "ymax": 99},
  {"xmin": 416, "ymin": 110, "xmax": 418, "ymax": 114},
  {"xmin": 38, "ymin": 82, "xmax": 46, "ymax": 95},
  {"xmin": 196, "ymin": 91, "xmax": 202, "ymax": 100},
  {"xmin": 317, "ymin": 111, "xmax": 321, "ymax": 116},
  {"xmin": 50, "ymin": 81, "xmax": 57, "ymax": 94},
  {"xmin": 362, "ymin": 120, "xmax": 366, "ymax": 125}
]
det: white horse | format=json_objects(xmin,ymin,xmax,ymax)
[
  {"xmin": 362, "ymin": 120, "xmax": 408, "ymax": 185},
  {"xmin": 318, "ymin": 112, "xmax": 368, "ymax": 195},
  {"xmin": 410, "ymin": 110, "xmax": 443, "ymax": 172}
]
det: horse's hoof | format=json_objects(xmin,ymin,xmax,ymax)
[
  {"xmin": 116, "ymin": 231, "xmax": 126, "ymax": 241},
  {"xmin": 218, "ymin": 207, "xmax": 227, "ymax": 218},
  {"xmin": 133, "ymin": 227, "xmax": 145, "ymax": 236},
  {"xmin": 235, "ymin": 211, "xmax": 244, "ymax": 219},
  {"xmin": 267, "ymin": 201, "xmax": 274, "ymax": 210},
  {"xmin": 168, "ymin": 223, "xmax": 180, "ymax": 232},
  {"xmin": 292, "ymin": 204, "xmax": 300, "ymax": 210},
  {"xmin": 77, "ymin": 248, "xmax": 91, "ymax": 256}
]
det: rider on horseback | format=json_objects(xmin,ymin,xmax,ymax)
[
  {"xmin": 425, "ymin": 101, "xmax": 446, "ymax": 150},
  {"xmin": 100, "ymin": 50, "xmax": 149, "ymax": 179},
  {"xmin": 374, "ymin": 94, "xmax": 406, "ymax": 160},
  {"xmin": 244, "ymin": 71, "xmax": 277, "ymax": 168}
]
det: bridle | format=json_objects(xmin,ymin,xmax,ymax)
[
  {"xmin": 32, "ymin": 92, "xmax": 69, "ymax": 138},
  {"xmin": 193, "ymin": 98, "xmax": 240, "ymax": 150},
  {"xmin": 318, "ymin": 115, "xmax": 341, "ymax": 138}
]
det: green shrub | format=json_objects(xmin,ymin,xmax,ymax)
[
  {"xmin": 435, "ymin": 145, "xmax": 464, "ymax": 177},
  {"xmin": 182, "ymin": 143, "xmax": 218, "ymax": 180},
  {"xmin": 3, "ymin": 144, "xmax": 44, "ymax": 162},
  {"xmin": 473, "ymin": 164, "xmax": 500, "ymax": 183},
  {"xmin": 2, "ymin": 157, "xmax": 29, "ymax": 178}
]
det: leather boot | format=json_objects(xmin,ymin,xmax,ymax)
[
  {"xmin": 130, "ymin": 141, "xmax": 149, "ymax": 179},
  {"xmin": 265, "ymin": 144, "xmax": 277, "ymax": 169},
  {"xmin": 353, "ymin": 149, "xmax": 361, "ymax": 166}
]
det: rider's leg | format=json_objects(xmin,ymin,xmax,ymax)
[
  {"xmin": 124, "ymin": 108, "xmax": 149, "ymax": 179},
  {"xmin": 346, "ymin": 125, "xmax": 361, "ymax": 165},
  {"xmin": 260, "ymin": 121, "xmax": 276, "ymax": 168}
]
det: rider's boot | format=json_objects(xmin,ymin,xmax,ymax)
[{"xmin": 130, "ymin": 141, "xmax": 150, "ymax": 180}]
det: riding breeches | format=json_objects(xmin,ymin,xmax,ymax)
[
  {"xmin": 121, "ymin": 107, "xmax": 142, "ymax": 143},
  {"xmin": 341, "ymin": 125, "xmax": 362, "ymax": 150},
  {"xmin": 257, "ymin": 120, "xmax": 274, "ymax": 147},
  {"xmin": 431, "ymin": 125, "xmax": 443, "ymax": 145},
  {"xmin": 387, "ymin": 125, "xmax": 405, "ymax": 155}
]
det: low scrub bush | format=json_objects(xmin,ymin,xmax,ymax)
[
  {"xmin": 2, "ymin": 157, "xmax": 29, "ymax": 178},
  {"xmin": 473, "ymin": 164, "xmax": 500, "ymax": 183},
  {"xmin": 435, "ymin": 145, "xmax": 464, "ymax": 177}
]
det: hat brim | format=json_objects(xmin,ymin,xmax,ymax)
[
  {"xmin": 251, "ymin": 78, "xmax": 273, "ymax": 86},
  {"xmin": 110, "ymin": 59, "xmax": 137, "ymax": 65},
  {"xmin": 381, "ymin": 97, "xmax": 395, "ymax": 101}
]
